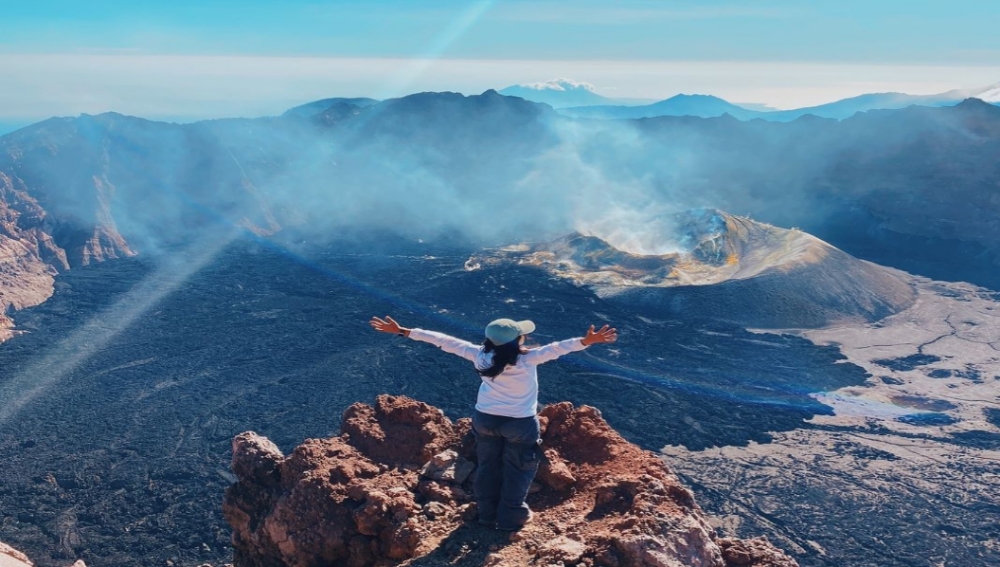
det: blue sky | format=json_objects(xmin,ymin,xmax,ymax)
[{"xmin": 2, "ymin": 0, "xmax": 999, "ymax": 126}]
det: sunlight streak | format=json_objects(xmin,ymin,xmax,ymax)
[
  {"xmin": 376, "ymin": 0, "xmax": 497, "ymax": 99},
  {"xmin": 0, "ymin": 231, "xmax": 239, "ymax": 426}
]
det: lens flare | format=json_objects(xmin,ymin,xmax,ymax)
[
  {"xmin": 377, "ymin": 0, "xmax": 498, "ymax": 100},
  {"xmin": 0, "ymin": 231, "xmax": 239, "ymax": 426}
]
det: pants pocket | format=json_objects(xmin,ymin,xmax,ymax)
[
  {"xmin": 472, "ymin": 411, "xmax": 494, "ymax": 437},
  {"xmin": 503, "ymin": 414, "xmax": 541, "ymax": 445},
  {"xmin": 512, "ymin": 442, "xmax": 541, "ymax": 471}
]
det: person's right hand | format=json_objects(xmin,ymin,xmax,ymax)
[
  {"xmin": 370, "ymin": 315, "xmax": 407, "ymax": 335},
  {"xmin": 582, "ymin": 324, "xmax": 617, "ymax": 346}
]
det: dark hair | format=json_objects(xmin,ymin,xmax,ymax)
[{"xmin": 478, "ymin": 338, "xmax": 528, "ymax": 379}]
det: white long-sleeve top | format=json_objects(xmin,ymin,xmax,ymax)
[{"xmin": 407, "ymin": 328, "xmax": 588, "ymax": 418}]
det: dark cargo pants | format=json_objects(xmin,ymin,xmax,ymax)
[{"xmin": 471, "ymin": 409, "xmax": 541, "ymax": 529}]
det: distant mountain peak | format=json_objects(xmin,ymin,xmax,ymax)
[
  {"xmin": 518, "ymin": 78, "xmax": 597, "ymax": 93},
  {"xmin": 956, "ymin": 97, "xmax": 992, "ymax": 106},
  {"xmin": 386, "ymin": 89, "xmax": 548, "ymax": 110},
  {"xmin": 499, "ymin": 79, "xmax": 613, "ymax": 108},
  {"xmin": 950, "ymin": 97, "xmax": 1000, "ymax": 116},
  {"xmin": 666, "ymin": 93, "xmax": 725, "ymax": 100},
  {"xmin": 562, "ymin": 93, "xmax": 761, "ymax": 120},
  {"xmin": 283, "ymin": 97, "xmax": 380, "ymax": 119},
  {"xmin": 963, "ymin": 81, "xmax": 1000, "ymax": 103}
]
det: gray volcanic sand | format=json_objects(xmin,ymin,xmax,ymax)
[{"xmin": 664, "ymin": 278, "xmax": 1000, "ymax": 567}]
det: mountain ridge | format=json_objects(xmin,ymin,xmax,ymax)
[
  {"xmin": 551, "ymin": 80, "xmax": 1000, "ymax": 121},
  {"xmin": 562, "ymin": 93, "xmax": 764, "ymax": 120},
  {"xmin": 283, "ymin": 97, "xmax": 380, "ymax": 119}
]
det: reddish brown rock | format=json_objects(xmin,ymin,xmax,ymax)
[
  {"xmin": 232, "ymin": 432, "xmax": 284, "ymax": 485},
  {"xmin": 537, "ymin": 447, "xmax": 576, "ymax": 491},
  {"xmin": 223, "ymin": 395, "xmax": 798, "ymax": 567},
  {"xmin": 0, "ymin": 172, "xmax": 58, "ymax": 342},
  {"xmin": 420, "ymin": 449, "xmax": 474, "ymax": 484},
  {"xmin": 0, "ymin": 541, "xmax": 93, "ymax": 567},
  {"xmin": 718, "ymin": 537, "xmax": 798, "ymax": 567},
  {"xmin": 0, "ymin": 541, "xmax": 33, "ymax": 566},
  {"xmin": 0, "ymin": 169, "xmax": 134, "ymax": 343},
  {"xmin": 340, "ymin": 395, "xmax": 459, "ymax": 466}
]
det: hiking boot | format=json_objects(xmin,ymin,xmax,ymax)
[
  {"xmin": 497, "ymin": 509, "xmax": 532, "ymax": 531},
  {"xmin": 477, "ymin": 518, "xmax": 497, "ymax": 528}
]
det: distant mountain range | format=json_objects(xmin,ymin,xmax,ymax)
[
  {"xmin": 286, "ymin": 80, "xmax": 1000, "ymax": 125},
  {"xmin": 756, "ymin": 82, "xmax": 1000, "ymax": 121},
  {"xmin": 4, "ymin": 81, "xmax": 997, "ymax": 137},
  {"xmin": 2, "ymin": 91, "xmax": 1000, "ymax": 326},
  {"xmin": 500, "ymin": 79, "xmax": 1000, "ymax": 121}
]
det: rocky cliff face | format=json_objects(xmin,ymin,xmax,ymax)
[
  {"xmin": 0, "ymin": 121, "xmax": 136, "ymax": 340},
  {"xmin": 223, "ymin": 395, "xmax": 796, "ymax": 567},
  {"xmin": 0, "ymin": 171, "xmax": 60, "ymax": 341}
]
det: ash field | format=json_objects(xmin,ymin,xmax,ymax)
[{"xmin": 0, "ymin": 235, "xmax": 866, "ymax": 566}]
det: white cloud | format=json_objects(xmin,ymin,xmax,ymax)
[
  {"xmin": 521, "ymin": 78, "xmax": 597, "ymax": 92},
  {"xmin": 1, "ymin": 53, "xmax": 998, "ymax": 121}
]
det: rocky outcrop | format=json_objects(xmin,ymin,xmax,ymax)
[{"xmin": 223, "ymin": 395, "xmax": 796, "ymax": 567}]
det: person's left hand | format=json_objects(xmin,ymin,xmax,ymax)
[
  {"xmin": 582, "ymin": 324, "xmax": 617, "ymax": 346},
  {"xmin": 370, "ymin": 315, "xmax": 406, "ymax": 335}
]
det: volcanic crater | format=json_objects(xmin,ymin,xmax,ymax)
[{"xmin": 470, "ymin": 209, "xmax": 916, "ymax": 329}]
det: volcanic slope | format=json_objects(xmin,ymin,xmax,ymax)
[{"xmin": 476, "ymin": 210, "xmax": 916, "ymax": 328}]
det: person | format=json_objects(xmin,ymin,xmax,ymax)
[{"xmin": 369, "ymin": 315, "xmax": 617, "ymax": 531}]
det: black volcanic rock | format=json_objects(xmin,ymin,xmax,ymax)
[{"xmin": 0, "ymin": 239, "xmax": 873, "ymax": 567}]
